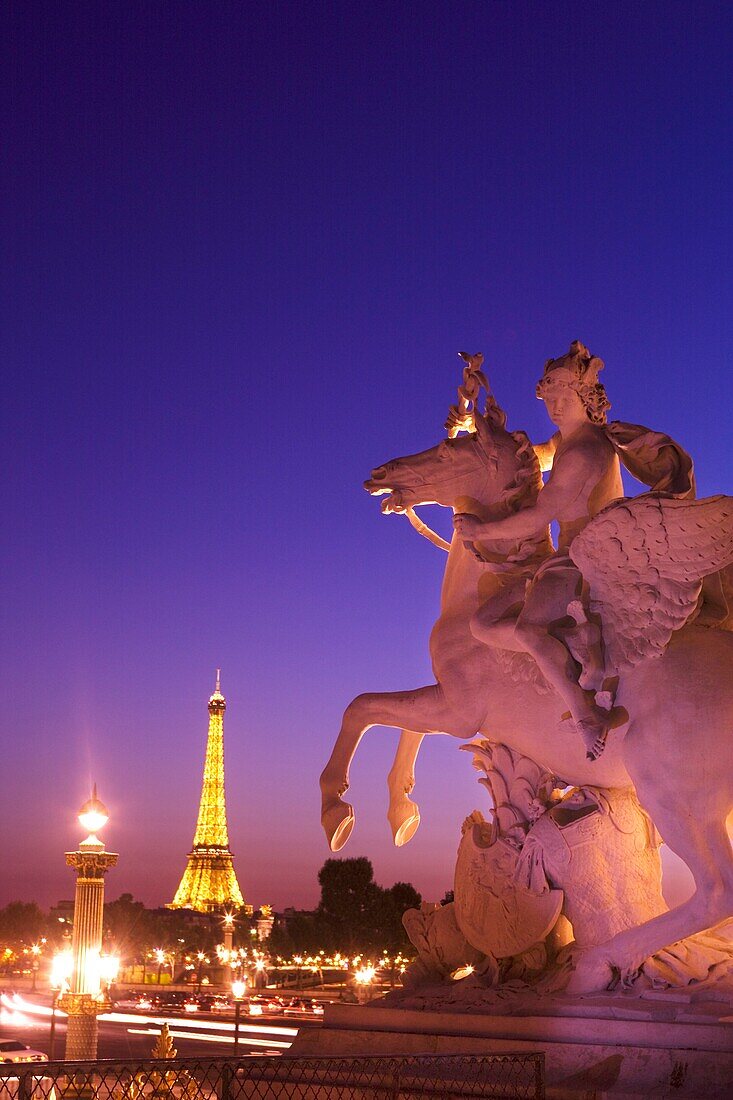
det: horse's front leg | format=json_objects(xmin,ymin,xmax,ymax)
[
  {"xmin": 320, "ymin": 684, "xmax": 475, "ymax": 850},
  {"xmin": 388, "ymin": 731, "xmax": 425, "ymax": 847}
]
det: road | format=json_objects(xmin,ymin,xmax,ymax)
[{"xmin": 0, "ymin": 993, "xmax": 316, "ymax": 1060}]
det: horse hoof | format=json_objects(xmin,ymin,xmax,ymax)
[
  {"xmin": 565, "ymin": 950, "xmax": 614, "ymax": 994},
  {"xmin": 388, "ymin": 798, "xmax": 421, "ymax": 847},
  {"xmin": 322, "ymin": 799, "xmax": 355, "ymax": 851}
]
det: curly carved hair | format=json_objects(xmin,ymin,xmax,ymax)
[{"xmin": 536, "ymin": 340, "xmax": 611, "ymax": 425}]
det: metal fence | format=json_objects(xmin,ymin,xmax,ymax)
[{"xmin": 0, "ymin": 1053, "xmax": 544, "ymax": 1100}]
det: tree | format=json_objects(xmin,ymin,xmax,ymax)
[
  {"xmin": 0, "ymin": 902, "xmax": 50, "ymax": 949},
  {"xmin": 104, "ymin": 894, "xmax": 151, "ymax": 957},
  {"xmin": 312, "ymin": 858, "xmax": 421, "ymax": 953},
  {"xmin": 267, "ymin": 913, "xmax": 320, "ymax": 957},
  {"xmin": 380, "ymin": 881, "xmax": 422, "ymax": 949}
]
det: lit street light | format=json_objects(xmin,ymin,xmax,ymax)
[
  {"xmin": 222, "ymin": 912, "xmax": 235, "ymax": 956},
  {"xmin": 30, "ymin": 944, "xmax": 41, "ymax": 992},
  {"xmin": 231, "ymin": 979, "xmax": 247, "ymax": 1053},
  {"xmin": 58, "ymin": 786, "xmax": 118, "ymax": 1062},
  {"xmin": 353, "ymin": 965, "xmax": 376, "ymax": 1005}
]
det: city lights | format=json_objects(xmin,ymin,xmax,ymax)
[
  {"xmin": 354, "ymin": 965, "xmax": 376, "ymax": 985},
  {"xmin": 50, "ymin": 950, "xmax": 73, "ymax": 990},
  {"xmin": 98, "ymin": 954, "xmax": 120, "ymax": 987}
]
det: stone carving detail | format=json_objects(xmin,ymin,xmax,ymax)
[
  {"xmin": 65, "ymin": 850, "xmax": 118, "ymax": 878},
  {"xmin": 403, "ymin": 739, "xmax": 733, "ymax": 994},
  {"xmin": 518, "ymin": 786, "xmax": 666, "ymax": 950},
  {"xmin": 401, "ymin": 903, "xmax": 486, "ymax": 988},
  {"xmin": 453, "ymin": 742, "xmax": 563, "ymax": 958},
  {"xmin": 322, "ymin": 343, "xmax": 733, "ymax": 995}
]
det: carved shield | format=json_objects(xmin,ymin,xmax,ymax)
[{"xmin": 454, "ymin": 824, "xmax": 563, "ymax": 958}]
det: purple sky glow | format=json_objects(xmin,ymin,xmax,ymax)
[{"xmin": 1, "ymin": 1, "xmax": 731, "ymax": 912}]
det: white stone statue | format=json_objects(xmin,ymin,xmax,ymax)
[{"xmin": 320, "ymin": 343, "xmax": 733, "ymax": 994}]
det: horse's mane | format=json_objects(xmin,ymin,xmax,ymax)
[
  {"xmin": 488, "ymin": 427, "xmax": 549, "ymax": 692},
  {"xmin": 496, "ymin": 429, "xmax": 543, "ymax": 515}
]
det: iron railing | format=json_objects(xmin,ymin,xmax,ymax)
[{"xmin": 0, "ymin": 1053, "xmax": 544, "ymax": 1099}]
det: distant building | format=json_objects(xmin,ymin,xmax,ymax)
[{"xmin": 50, "ymin": 900, "xmax": 75, "ymax": 926}]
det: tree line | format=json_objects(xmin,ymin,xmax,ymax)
[{"xmin": 0, "ymin": 858, "xmax": 421, "ymax": 962}]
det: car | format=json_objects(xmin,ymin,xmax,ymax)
[
  {"xmin": 0, "ymin": 1041, "xmax": 48, "ymax": 1063},
  {"xmin": 283, "ymin": 997, "xmax": 326, "ymax": 1017},
  {"xmin": 113, "ymin": 995, "xmax": 156, "ymax": 1011},
  {"xmin": 247, "ymin": 995, "xmax": 284, "ymax": 1016}
]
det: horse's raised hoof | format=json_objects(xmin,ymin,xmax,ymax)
[
  {"xmin": 388, "ymin": 797, "xmax": 421, "ymax": 847},
  {"xmin": 322, "ymin": 799, "xmax": 355, "ymax": 851},
  {"xmin": 565, "ymin": 948, "xmax": 615, "ymax": 994}
]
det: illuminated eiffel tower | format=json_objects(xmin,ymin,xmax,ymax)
[{"xmin": 169, "ymin": 672, "xmax": 245, "ymax": 912}]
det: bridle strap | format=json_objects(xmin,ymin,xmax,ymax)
[{"xmin": 405, "ymin": 507, "xmax": 451, "ymax": 553}]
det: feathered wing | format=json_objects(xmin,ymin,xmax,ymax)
[{"xmin": 569, "ymin": 494, "xmax": 733, "ymax": 671}]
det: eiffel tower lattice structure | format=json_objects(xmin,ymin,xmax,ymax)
[{"xmin": 168, "ymin": 672, "xmax": 245, "ymax": 912}]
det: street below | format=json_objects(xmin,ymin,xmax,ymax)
[{"xmin": 0, "ymin": 993, "xmax": 312, "ymax": 1060}]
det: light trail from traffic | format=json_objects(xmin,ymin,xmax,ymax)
[
  {"xmin": 0, "ymin": 995, "xmax": 298, "ymax": 1052},
  {"xmin": 126, "ymin": 1028, "xmax": 289, "ymax": 1049}
]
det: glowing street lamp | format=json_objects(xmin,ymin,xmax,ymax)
[
  {"xmin": 58, "ymin": 786, "xmax": 117, "ymax": 1062},
  {"xmin": 153, "ymin": 948, "xmax": 169, "ymax": 985},
  {"xmin": 354, "ymin": 964, "xmax": 376, "ymax": 1005},
  {"xmin": 354, "ymin": 965, "xmax": 376, "ymax": 985},
  {"xmin": 30, "ymin": 943, "xmax": 41, "ymax": 992},
  {"xmin": 231, "ymin": 979, "xmax": 247, "ymax": 1053},
  {"xmin": 78, "ymin": 793, "xmax": 109, "ymax": 840},
  {"xmin": 98, "ymin": 954, "xmax": 120, "ymax": 988},
  {"xmin": 195, "ymin": 951, "xmax": 209, "ymax": 992}
]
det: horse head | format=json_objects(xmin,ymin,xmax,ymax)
[{"xmin": 364, "ymin": 410, "xmax": 542, "ymax": 520}]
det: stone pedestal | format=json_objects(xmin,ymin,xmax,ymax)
[
  {"xmin": 292, "ymin": 1002, "xmax": 733, "ymax": 1097},
  {"xmin": 62, "ymin": 999, "xmax": 99, "ymax": 1061}
]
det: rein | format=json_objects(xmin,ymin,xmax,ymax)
[{"xmin": 405, "ymin": 507, "xmax": 451, "ymax": 553}]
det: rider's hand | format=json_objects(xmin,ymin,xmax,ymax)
[{"xmin": 453, "ymin": 513, "xmax": 481, "ymax": 540}]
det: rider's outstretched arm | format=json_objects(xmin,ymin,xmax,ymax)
[{"xmin": 459, "ymin": 445, "xmax": 596, "ymax": 542}]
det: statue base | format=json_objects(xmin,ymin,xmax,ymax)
[{"xmin": 291, "ymin": 996, "xmax": 733, "ymax": 1097}]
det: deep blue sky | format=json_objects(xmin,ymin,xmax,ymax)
[{"xmin": 1, "ymin": 1, "xmax": 731, "ymax": 911}]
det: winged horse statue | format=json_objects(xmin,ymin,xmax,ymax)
[{"xmin": 320, "ymin": 345, "xmax": 733, "ymax": 993}]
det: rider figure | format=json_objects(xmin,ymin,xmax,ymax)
[{"xmin": 453, "ymin": 341, "xmax": 624, "ymax": 760}]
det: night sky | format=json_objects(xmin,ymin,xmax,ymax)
[{"xmin": 2, "ymin": 1, "xmax": 731, "ymax": 912}]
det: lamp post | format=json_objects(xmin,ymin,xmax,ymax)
[
  {"xmin": 49, "ymin": 988, "xmax": 59, "ymax": 1060},
  {"xmin": 30, "ymin": 944, "xmax": 41, "ymax": 992},
  {"xmin": 231, "ymin": 980, "xmax": 246, "ymax": 1054},
  {"xmin": 58, "ymin": 786, "xmax": 117, "ymax": 1063},
  {"xmin": 222, "ymin": 913, "xmax": 234, "ymax": 957},
  {"xmin": 195, "ymin": 951, "xmax": 207, "ymax": 993}
]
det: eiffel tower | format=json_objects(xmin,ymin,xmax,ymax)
[{"xmin": 169, "ymin": 672, "xmax": 245, "ymax": 912}]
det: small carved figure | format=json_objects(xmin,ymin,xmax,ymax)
[{"xmin": 401, "ymin": 901, "xmax": 487, "ymax": 987}]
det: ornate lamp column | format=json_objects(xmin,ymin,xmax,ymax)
[{"xmin": 58, "ymin": 787, "xmax": 117, "ymax": 1062}]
